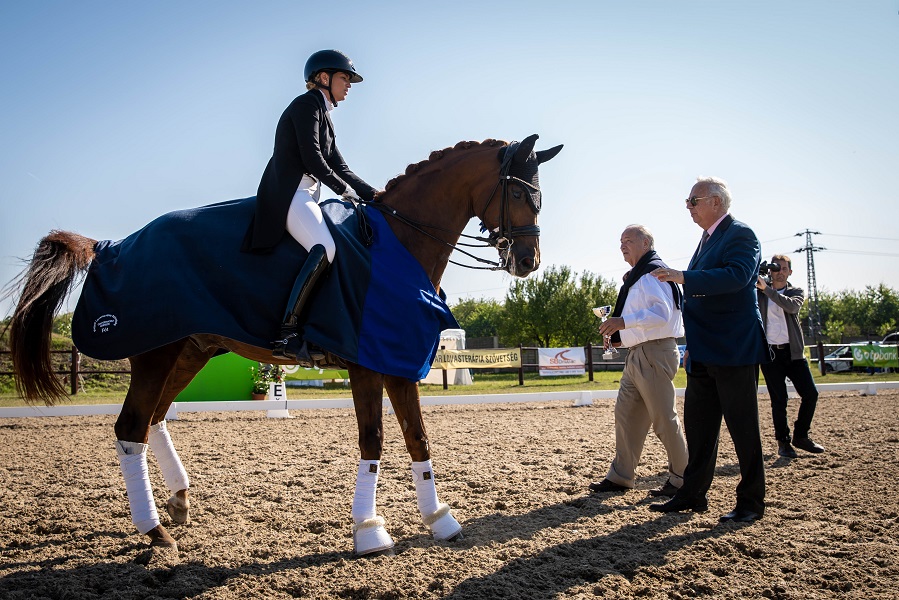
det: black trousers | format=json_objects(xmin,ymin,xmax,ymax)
[
  {"xmin": 677, "ymin": 361, "xmax": 766, "ymax": 514},
  {"xmin": 759, "ymin": 347, "xmax": 819, "ymax": 441}
]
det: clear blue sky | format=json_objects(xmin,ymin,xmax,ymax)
[{"xmin": 2, "ymin": 1, "xmax": 898, "ymax": 319}]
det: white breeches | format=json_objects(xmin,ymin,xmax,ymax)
[
  {"xmin": 286, "ymin": 176, "xmax": 336, "ymax": 262},
  {"xmin": 147, "ymin": 421, "xmax": 189, "ymax": 493}
]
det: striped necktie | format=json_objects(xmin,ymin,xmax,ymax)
[{"xmin": 700, "ymin": 230, "xmax": 710, "ymax": 251}]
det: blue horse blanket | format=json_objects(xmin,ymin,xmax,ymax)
[{"xmin": 71, "ymin": 197, "xmax": 459, "ymax": 381}]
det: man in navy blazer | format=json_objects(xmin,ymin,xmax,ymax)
[{"xmin": 649, "ymin": 176, "xmax": 769, "ymax": 523}]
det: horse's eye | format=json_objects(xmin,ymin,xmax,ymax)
[{"xmin": 511, "ymin": 189, "xmax": 522, "ymax": 199}]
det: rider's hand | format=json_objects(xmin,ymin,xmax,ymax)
[{"xmin": 341, "ymin": 188, "xmax": 361, "ymax": 202}]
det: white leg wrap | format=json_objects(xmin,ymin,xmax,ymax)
[
  {"xmin": 351, "ymin": 459, "xmax": 380, "ymax": 523},
  {"xmin": 115, "ymin": 440, "xmax": 160, "ymax": 535},
  {"xmin": 412, "ymin": 460, "xmax": 462, "ymax": 541},
  {"xmin": 147, "ymin": 421, "xmax": 190, "ymax": 493},
  {"xmin": 411, "ymin": 460, "xmax": 440, "ymax": 517}
]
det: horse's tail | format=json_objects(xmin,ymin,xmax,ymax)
[{"xmin": 7, "ymin": 231, "xmax": 96, "ymax": 405}]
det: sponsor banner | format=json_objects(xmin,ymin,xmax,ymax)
[
  {"xmin": 538, "ymin": 347, "xmax": 586, "ymax": 376},
  {"xmin": 431, "ymin": 348, "xmax": 521, "ymax": 369},
  {"xmin": 851, "ymin": 343, "xmax": 899, "ymax": 368}
]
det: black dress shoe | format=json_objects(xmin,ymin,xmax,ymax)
[
  {"xmin": 792, "ymin": 436, "xmax": 825, "ymax": 453},
  {"xmin": 649, "ymin": 479, "xmax": 679, "ymax": 497},
  {"xmin": 719, "ymin": 508, "xmax": 762, "ymax": 523},
  {"xmin": 777, "ymin": 440, "xmax": 798, "ymax": 458},
  {"xmin": 649, "ymin": 496, "xmax": 708, "ymax": 513},
  {"xmin": 589, "ymin": 479, "xmax": 628, "ymax": 493}
]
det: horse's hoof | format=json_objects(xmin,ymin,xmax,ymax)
[
  {"xmin": 445, "ymin": 530, "xmax": 464, "ymax": 542},
  {"xmin": 166, "ymin": 492, "xmax": 190, "ymax": 524},
  {"xmin": 146, "ymin": 525, "xmax": 178, "ymax": 551},
  {"xmin": 352, "ymin": 516, "xmax": 395, "ymax": 556},
  {"xmin": 424, "ymin": 503, "xmax": 463, "ymax": 541}
]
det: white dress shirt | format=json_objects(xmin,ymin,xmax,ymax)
[
  {"xmin": 764, "ymin": 287, "xmax": 790, "ymax": 345},
  {"xmin": 619, "ymin": 273, "xmax": 685, "ymax": 348}
]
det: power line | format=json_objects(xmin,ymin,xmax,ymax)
[
  {"xmin": 821, "ymin": 233, "xmax": 899, "ymax": 242},
  {"xmin": 825, "ymin": 249, "xmax": 899, "ymax": 258}
]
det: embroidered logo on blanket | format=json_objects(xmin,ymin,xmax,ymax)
[{"xmin": 92, "ymin": 314, "xmax": 118, "ymax": 333}]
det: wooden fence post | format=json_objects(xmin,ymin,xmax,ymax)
[
  {"xmin": 518, "ymin": 344, "xmax": 524, "ymax": 385},
  {"xmin": 586, "ymin": 342, "xmax": 594, "ymax": 382},
  {"xmin": 70, "ymin": 346, "xmax": 80, "ymax": 395}
]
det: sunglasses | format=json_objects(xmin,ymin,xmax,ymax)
[{"xmin": 685, "ymin": 195, "xmax": 716, "ymax": 207}]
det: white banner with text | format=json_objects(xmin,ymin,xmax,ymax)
[
  {"xmin": 538, "ymin": 347, "xmax": 586, "ymax": 376},
  {"xmin": 431, "ymin": 348, "xmax": 522, "ymax": 369}
]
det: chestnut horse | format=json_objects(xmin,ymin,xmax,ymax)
[{"xmin": 8, "ymin": 135, "xmax": 562, "ymax": 556}]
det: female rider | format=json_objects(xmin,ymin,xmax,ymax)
[{"xmin": 244, "ymin": 49, "xmax": 378, "ymax": 360}]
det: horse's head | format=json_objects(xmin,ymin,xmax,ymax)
[{"xmin": 479, "ymin": 134, "xmax": 563, "ymax": 277}]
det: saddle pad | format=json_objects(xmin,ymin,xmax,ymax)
[{"xmin": 71, "ymin": 197, "xmax": 458, "ymax": 381}]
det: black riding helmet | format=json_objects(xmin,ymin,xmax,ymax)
[{"xmin": 304, "ymin": 49, "xmax": 363, "ymax": 84}]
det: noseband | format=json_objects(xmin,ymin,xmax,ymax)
[{"xmin": 363, "ymin": 142, "xmax": 541, "ymax": 272}]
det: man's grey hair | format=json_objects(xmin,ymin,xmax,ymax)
[
  {"xmin": 624, "ymin": 224, "xmax": 655, "ymax": 250},
  {"xmin": 696, "ymin": 176, "xmax": 732, "ymax": 211}
]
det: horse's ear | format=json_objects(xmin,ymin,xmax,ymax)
[
  {"xmin": 514, "ymin": 134, "xmax": 540, "ymax": 163},
  {"xmin": 536, "ymin": 144, "xmax": 563, "ymax": 164}
]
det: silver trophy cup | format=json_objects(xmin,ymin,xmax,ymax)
[{"xmin": 592, "ymin": 305, "xmax": 620, "ymax": 360}]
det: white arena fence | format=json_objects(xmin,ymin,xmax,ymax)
[{"xmin": 2, "ymin": 381, "xmax": 897, "ymax": 419}]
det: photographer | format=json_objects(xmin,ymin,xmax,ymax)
[{"xmin": 757, "ymin": 254, "xmax": 826, "ymax": 457}]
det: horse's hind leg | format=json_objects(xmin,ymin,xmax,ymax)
[
  {"xmin": 383, "ymin": 375, "xmax": 462, "ymax": 542},
  {"xmin": 113, "ymin": 339, "xmax": 211, "ymax": 549},
  {"xmin": 146, "ymin": 340, "xmax": 218, "ymax": 526}
]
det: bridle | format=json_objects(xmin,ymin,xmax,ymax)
[{"xmin": 362, "ymin": 141, "xmax": 541, "ymax": 271}]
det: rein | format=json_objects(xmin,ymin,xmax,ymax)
[{"xmin": 361, "ymin": 142, "xmax": 540, "ymax": 271}]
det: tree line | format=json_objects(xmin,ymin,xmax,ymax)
[{"xmin": 452, "ymin": 266, "xmax": 899, "ymax": 347}]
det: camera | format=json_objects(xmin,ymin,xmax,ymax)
[{"xmin": 759, "ymin": 261, "xmax": 782, "ymax": 276}]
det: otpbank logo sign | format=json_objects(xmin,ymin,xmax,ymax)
[{"xmin": 538, "ymin": 347, "xmax": 586, "ymax": 376}]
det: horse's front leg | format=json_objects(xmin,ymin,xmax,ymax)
[
  {"xmin": 347, "ymin": 364, "xmax": 394, "ymax": 555},
  {"xmin": 383, "ymin": 375, "xmax": 462, "ymax": 542}
]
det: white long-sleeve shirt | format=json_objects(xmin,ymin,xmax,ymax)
[{"xmin": 619, "ymin": 273, "xmax": 685, "ymax": 348}]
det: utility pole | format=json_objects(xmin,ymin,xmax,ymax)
[{"xmin": 795, "ymin": 230, "xmax": 826, "ymax": 374}]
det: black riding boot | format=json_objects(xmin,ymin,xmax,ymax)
[{"xmin": 273, "ymin": 244, "xmax": 329, "ymax": 361}]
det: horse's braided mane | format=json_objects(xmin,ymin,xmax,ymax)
[{"xmin": 381, "ymin": 139, "xmax": 506, "ymax": 194}]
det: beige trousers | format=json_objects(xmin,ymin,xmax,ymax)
[{"xmin": 605, "ymin": 337, "xmax": 688, "ymax": 489}]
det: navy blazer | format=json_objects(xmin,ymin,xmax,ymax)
[
  {"xmin": 244, "ymin": 89, "xmax": 376, "ymax": 252},
  {"xmin": 682, "ymin": 214, "xmax": 769, "ymax": 368}
]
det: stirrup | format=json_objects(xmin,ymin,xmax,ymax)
[{"xmin": 272, "ymin": 330, "xmax": 298, "ymax": 360}]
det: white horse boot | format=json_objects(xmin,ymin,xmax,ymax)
[
  {"xmin": 351, "ymin": 459, "xmax": 394, "ymax": 555},
  {"xmin": 147, "ymin": 421, "xmax": 190, "ymax": 524},
  {"xmin": 115, "ymin": 441, "xmax": 163, "ymax": 535},
  {"xmin": 412, "ymin": 460, "xmax": 462, "ymax": 541}
]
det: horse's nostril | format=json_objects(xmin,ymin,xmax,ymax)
[{"xmin": 520, "ymin": 257, "xmax": 535, "ymax": 271}]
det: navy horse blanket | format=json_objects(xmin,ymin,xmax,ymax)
[{"xmin": 71, "ymin": 197, "xmax": 459, "ymax": 381}]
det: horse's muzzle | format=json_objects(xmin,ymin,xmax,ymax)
[{"xmin": 509, "ymin": 252, "xmax": 539, "ymax": 277}]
